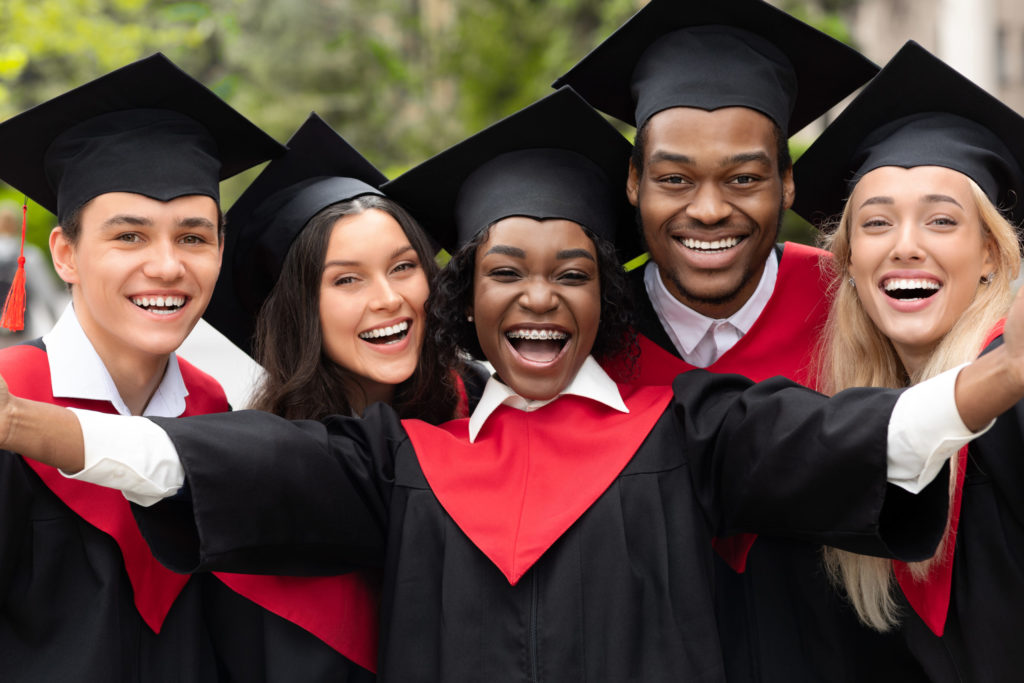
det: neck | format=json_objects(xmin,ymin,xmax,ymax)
[
  {"xmin": 351, "ymin": 378, "xmax": 396, "ymax": 414},
  {"xmin": 893, "ymin": 342, "xmax": 936, "ymax": 383}
]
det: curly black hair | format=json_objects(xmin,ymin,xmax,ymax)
[{"xmin": 428, "ymin": 223, "xmax": 637, "ymax": 376}]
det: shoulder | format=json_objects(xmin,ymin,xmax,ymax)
[{"xmin": 0, "ymin": 340, "xmax": 50, "ymax": 393}]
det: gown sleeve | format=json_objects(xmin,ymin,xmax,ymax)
[
  {"xmin": 132, "ymin": 404, "xmax": 404, "ymax": 576},
  {"xmin": 673, "ymin": 370, "xmax": 949, "ymax": 562}
]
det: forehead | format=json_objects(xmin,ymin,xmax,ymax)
[
  {"xmin": 478, "ymin": 217, "xmax": 597, "ymax": 258},
  {"xmin": 326, "ymin": 208, "xmax": 408, "ymax": 251},
  {"xmin": 643, "ymin": 106, "xmax": 778, "ymax": 162},
  {"xmin": 79, "ymin": 191, "xmax": 219, "ymax": 224},
  {"xmin": 851, "ymin": 165, "xmax": 975, "ymax": 204}
]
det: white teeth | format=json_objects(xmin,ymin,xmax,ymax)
[
  {"xmin": 883, "ymin": 279, "xmax": 941, "ymax": 292},
  {"xmin": 681, "ymin": 236, "xmax": 741, "ymax": 251},
  {"xmin": 505, "ymin": 329, "xmax": 568, "ymax": 341},
  {"xmin": 131, "ymin": 295, "xmax": 185, "ymax": 310},
  {"xmin": 359, "ymin": 320, "xmax": 410, "ymax": 340}
]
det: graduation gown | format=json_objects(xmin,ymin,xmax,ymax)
[
  {"xmin": 132, "ymin": 370, "xmax": 948, "ymax": 683},
  {"xmin": 0, "ymin": 340, "xmax": 375, "ymax": 682},
  {"xmin": 895, "ymin": 335, "xmax": 1024, "ymax": 682},
  {"xmin": 609, "ymin": 243, "xmax": 924, "ymax": 682}
]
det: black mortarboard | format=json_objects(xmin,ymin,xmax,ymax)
[
  {"xmin": 382, "ymin": 87, "xmax": 637, "ymax": 257},
  {"xmin": 0, "ymin": 53, "xmax": 284, "ymax": 223},
  {"xmin": 206, "ymin": 113, "xmax": 386, "ymax": 354},
  {"xmin": 792, "ymin": 41, "xmax": 1024, "ymax": 226},
  {"xmin": 554, "ymin": 0, "xmax": 878, "ymax": 135}
]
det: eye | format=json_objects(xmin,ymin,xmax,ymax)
[
  {"xmin": 179, "ymin": 234, "xmax": 208, "ymax": 245},
  {"xmin": 557, "ymin": 269, "xmax": 592, "ymax": 284},
  {"xmin": 391, "ymin": 260, "xmax": 419, "ymax": 275},
  {"xmin": 332, "ymin": 275, "xmax": 358, "ymax": 286},
  {"xmin": 859, "ymin": 216, "xmax": 892, "ymax": 231},
  {"xmin": 929, "ymin": 216, "xmax": 958, "ymax": 227},
  {"xmin": 487, "ymin": 267, "xmax": 521, "ymax": 282},
  {"xmin": 116, "ymin": 232, "xmax": 142, "ymax": 243},
  {"xmin": 658, "ymin": 174, "xmax": 688, "ymax": 185},
  {"xmin": 730, "ymin": 174, "xmax": 759, "ymax": 185}
]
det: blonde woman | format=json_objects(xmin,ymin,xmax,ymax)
[{"xmin": 794, "ymin": 42, "xmax": 1024, "ymax": 682}]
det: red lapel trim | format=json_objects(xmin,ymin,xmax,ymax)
[
  {"xmin": 405, "ymin": 383, "xmax": 673, "ymax": 585},
  {"xmin": 0, "ymin": 344, "xmax": 229, "ymax": 633},
  {"xmin": 893, "ymin": 319, "xmax": 1006, "ymax": 636},
  {"xmin": 213, "ymin": 572, "xmax": 380, "ymax": 671}
]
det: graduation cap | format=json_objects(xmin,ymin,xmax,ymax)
[
  {"xmin": 382, "ymin": 87, "xmax": 638, "ymax": 257},
  {"xmin": 792, "ymin": 41, "xmax": 1024, "ymax": 227},
  {"xmin": 553, "ymin": 0, "xmax": 878, "ymax": 135},
  {"xmin": 0, "ymin": 52, "xmax": 284, "ymax": 223},
  {"xmin": 206, "ymin": 112, "xmax": 387, "ymax": 354}
]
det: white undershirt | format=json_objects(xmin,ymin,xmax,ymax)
[{"xmin": 644, "ymin": 251, "xmax": 778, "ymax": 367}]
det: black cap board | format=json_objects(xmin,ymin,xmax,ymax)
[
  {"xmin": 206, "ymin": 112, "xmax": 387, "ymax": 354},
  {"xmin": 792, "ymin": 41, "xmax": 1024, "ymax": 226},
  {"xmin": 382, "ymin": 87, "xmax": 638, "ymax": 257},
  {"xmin": 554, "ymin": 0, "xmax": 878, "ymax": 135},
  {"xmin": 0, "ymin": 52, "xmax": 284, "ymax": 223}
]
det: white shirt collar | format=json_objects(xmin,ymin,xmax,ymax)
[
  {"xmin": 468, "ymin": 356, "xmax": 628, "ymax": 442},
  {"xmin": 644, "ymin": 250, "xmax": 778, "ymax": 360},
  {"xmin": 42, "ymin": 302, "xmax": 189, "ymax": 417}
]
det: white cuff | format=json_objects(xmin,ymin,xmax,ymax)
[
  {"xmin": 62, "ymin": 409, "xmax": 185, "ymax": 507},
  {"xmin": 887, "ymin": 364, "xmax": 994, "ymax": 493}
]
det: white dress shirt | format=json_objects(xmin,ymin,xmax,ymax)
[
  {"xmin": 644, "ymin": 251, "xmax": 778, "ymax": 367},
  {"xmin": 45, "ymin": 303, "xmax": 189, "ymax": 498},
  {"xmin": 69, "ymin": 354, "xmax": 986, "ymax": 505}
]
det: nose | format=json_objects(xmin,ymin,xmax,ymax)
[
  {"xmin": 368, "ymin": 276, "xmax": 403, "ymax": 312},
  {"xmin": 142, "ymin": 238, "xmax": 186, "ymax": 281},
  {"xmin": 889, "ymin": 221, "xmax": 925, "ymax": 263},
  {"xmin": 685, "ymin": 182, "xmax": 733, "ymax": 225},
  {"xmin": 518, "ymin": 278, "xmax": 558, "ymax": 314}
]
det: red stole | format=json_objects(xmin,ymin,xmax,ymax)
[
  {"xmin": 608, "ymin": 243, "xmax": 831, "ymax": 572},
  {"xmin": 893, "ymin": 319, "xmax": 1006, "ymax": 637},
  {"xmin": 404, "ymin": 384, "xmax": 673, "ymax": 584},
  {"xmin": 3, "ymin": 344, "xmax": 380, "ymax": 671}
]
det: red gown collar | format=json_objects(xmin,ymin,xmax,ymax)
[{"xmin": 404, "ymin": 383, "xmax": 673, "ymax": 584}]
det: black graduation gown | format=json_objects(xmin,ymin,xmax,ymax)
[
  {"xmin": 0, "ymin": 340, "xmax": 375, "ymax": 683},
  {"xmin": 132, "ymin": 370, "xmax": 948, "ymax": 683},
  {"xmin": 620, "ymin": 244, "xmax": 927, "ymax": 682},
  {"xmin": 896, "ymin": 336, "xmax": 1024, "ymax": 682}
]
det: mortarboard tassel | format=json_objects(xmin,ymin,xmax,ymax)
[{"xmin": 0, "ymin": 196, "xmax": 28, "ymax": 331}]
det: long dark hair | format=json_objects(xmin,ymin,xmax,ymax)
[
  {"xmin": 250, "ymin": 194, "xmax": 460, "ymax": 423},
  {"xmin": 429, "ymin": 223, "xmax": 636, "ymax": 374}
]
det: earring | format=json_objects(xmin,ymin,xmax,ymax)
[
  {"xmin": 467, "ymin": 314, "xmax": 474, "ymax": 322},
  {"xmin": 981, "ymin": 272, "xmax": 995, "ymax": 285},
  {"xmin": 848, "ymin": 277, "xmax": 856, "ymax": 288}
]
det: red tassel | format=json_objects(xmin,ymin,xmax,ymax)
[{"xmin": 1, "ymin": 199, "xmax": 28, "ymax": 332}]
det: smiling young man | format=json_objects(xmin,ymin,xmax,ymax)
[
  {"xmin": 555, "ymin": 1, "xmax": 935, "ymax": 681},
  {"xmin": 0, "ymin": 54, "xmax": 285, "ymax": 682}
]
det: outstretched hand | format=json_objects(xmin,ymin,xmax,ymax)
[{"xmin": 0, "ymin": 372, "xmax": 86, "ymax": 471}]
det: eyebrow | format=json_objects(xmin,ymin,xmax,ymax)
[
  {"xmin": 858, "ymin": 194, "xmax": 965, "ymax": 210},
  {"xmin": 556, "ymin": 248, "xmax": 595, "ymax": 262},
  {"xmin": 648, "ymin": 150, "xmax": 694, "ymax": 165},
  {"xmin": 100, "ymin": 214, "xmax": 217, "ymax": 230},
  {"xmin": 722, "ymin": 151, "xmax": 772, "ymax": 167},
  {"xmin": 323, "ymin": 244, "xmax": 416, "ymax": 269},
  {"xmin": 484, "ymin": 244, "xmax": 526, "ymax": 258}
]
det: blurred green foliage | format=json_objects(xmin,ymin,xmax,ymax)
[{"xmin": 0, "ymin": 0, "xmax": 858, "ymax": 266}]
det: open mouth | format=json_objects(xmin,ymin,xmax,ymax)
[
  {"xmin": 131, "ymin": 295, "xmax": 187, "ymax": 316},
  {"xmin": 677, "ymin": 236, "xmax": 745, "ymax": 254},
  {"xmin": 359, "ymin": 320, "xmax": 410, "ymax": 345},
  {"xmin": 506, "ymin": 328, "xmax": 569, "ymax": 363},
  {"xmin": 882, "ymin": 278, "xmax": 942, "ymax": 301}
]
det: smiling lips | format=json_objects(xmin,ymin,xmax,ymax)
[
  {"xmin": 359, "ymin": 320, "xmax": 410, "ymax": 345},
  {"xmin": 679, "ymin": 236, "xmax": 743, "ymax": 253},
  {"xmin": 130, "ymin": 295, "xmax": 186, "ymax": 315},
  {"xmin": 506, "ymin": 327, "xmax": 569, "ymax": 363},
  {"xmin": 882, "ymin": 277, "xmax": 942, "ymax": 301}
]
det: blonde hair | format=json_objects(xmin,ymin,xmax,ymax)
[{"xmin": 816, "ymin": 177, "xmax": 1021, "ymax": 631}]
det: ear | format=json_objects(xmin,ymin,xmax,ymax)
[
  {"xmin": 626, "ymin": 159, "xmax": 641, "ymax": 207},
  {"xmin": 781, "ymin": 165, "xmax": 795, "ymax": 211},
  {"xmin": 981, "ymin": 234, "xmax": 998, "ymax": 277},
  {"xmin": 49, "ymin": 226, "xmax": 79, "ymax": 286}
]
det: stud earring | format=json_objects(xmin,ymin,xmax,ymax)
[
  {"xmin": 981, "ymin": 272, "xmax": 995, "ymax": 285},
  {"xmin": 848, "ymin": 277, "xmax": 856, "ymax": 288},
  {"xmin": 467, "ymin": 314, "xmax": 474, "ymax": 322}
]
